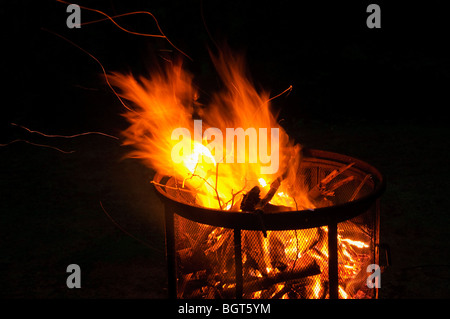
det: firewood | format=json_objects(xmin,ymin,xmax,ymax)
[
  {"xmin": 177, "ymin": 247, "xmax": 210, "ymax": 274},
  {"xmin": 242, "ymin": 230, "xmax": 269, "ymax": 276},
  {"xmin": 321, "ymin": 162, "xmax": 354, "ymax": 184},
  {"xmin": 176, "ymin": 224, "xmax": 217, "ymax": 275},
  {"xmin": 349, "ymin": 174, "xmax": 371, "ymax": 201},
  {"xmin": 241, "ymin": 172, "xmax": 287, "ymax": 213},
  {"xmin": 206, "ymin": 229, "xmax": 235, "ymax": 275},
  {"xmin": 268, "ymin": 232, "xmax": 289, "ymax": 270},
  {"xmin": 344, "ymin": 260, "xmax": 372, "ymax": 297},
  {"xmin": 240, "ymin": 186, "xmax": 261, "ymax": 211},
  {"xmin": 221, "ymin": 254, "xmax": 321, "ymax": 298},
  {"xmin": 240, "ymin": 173, "xmax": 287, "ymax": 237},
  {"xmin": 269, "ymin": 282, "xmax": 293, "ymax": 299},
  {"xmin": 325, "ymin": 175, "xmax": 355, "ymax": 194},
  {"xmin": 256, "ymin": 175, "xmax": 284, "ymax": 209},
  {"xmin": 240, "ymin": 186, "xmax": 267, "ymax": 237},
  {"xmin": 307, "ymin": 162, "xmax": 356, "ymax": 203}
]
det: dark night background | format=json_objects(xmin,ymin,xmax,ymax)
[{"xmin": 1, "ymin": 0, "xmax": 449, "ymax": 301}]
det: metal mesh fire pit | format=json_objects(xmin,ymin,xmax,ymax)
[{"xmin": 153, "ymin": 149, "xmax": 385, "ymax": 299}]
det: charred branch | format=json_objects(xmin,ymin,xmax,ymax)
[{"xmin": 240, "ymin": 186, "xmax": 261, "ymax": 211}]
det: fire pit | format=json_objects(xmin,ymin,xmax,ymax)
[
  {"xmin": 153, "ymin": 149, "xmax": 385, "ymax": 299},
  {"xmin": 107, "ymin": 47, "xmax": 387, "ymax": 299}
]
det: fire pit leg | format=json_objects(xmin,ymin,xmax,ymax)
[
  {"xmin": 328, "ymin": 220, "xmax": 339, "ymax": 299},
  {"xmin": 234, "ymin": 228, "xmax": 243, "ymax": 299},
  {"xmin": 164, "ymin": 205, "xmax": 177, "ymax": 299}
]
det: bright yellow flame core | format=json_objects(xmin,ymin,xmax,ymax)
[{"xmin": 184, "ymin": 142, "xmax": 216, "ymax": 174}]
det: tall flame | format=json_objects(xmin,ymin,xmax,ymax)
[{"xmin": 109, "ymin": 49, "xmax": 313, "ymax": 210}]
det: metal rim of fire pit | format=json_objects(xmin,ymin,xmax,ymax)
[{"xmin": 153, "ymin": 149, "xmax": 386, "ymax": 230}]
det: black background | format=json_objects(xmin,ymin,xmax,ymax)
[{"xmin": 1, "ymin": 0, "xmax": 449, "ymax": 300}]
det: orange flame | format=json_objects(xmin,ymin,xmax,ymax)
[{"xmin": 109, "ymin": 49, "xmax": 313, "ymax": 210}]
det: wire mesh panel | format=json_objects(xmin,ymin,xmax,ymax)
[
  {"xmin": 337, "ymin": 204, "xmax": 378, "ymax": 299},
  {"xmin": 174, "ymin": 214, "xmax": 237, "ymax": 298},
  {"xmin": 172, "ymin": 216, "xmax": 376, "ymax": 299},
  {"xmin": 156, "ymin": 150, "xmax": 384, "ymax": 299},
  {"xmin": 240, "ymin": 228, "xmax": 325, "ymax": 298}
]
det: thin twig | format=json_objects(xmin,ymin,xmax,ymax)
[
  {"xmin": 185, "ymin": 172, "xmax": 223, "ymax": 210},
  {"xmin": 150, "ymin": 181, "xmax": 197, "ymax": 193},
  {"xmin": 215, "ymin": 163, "xmax": 219, "ymax": 196},
  {"xmin": 214, "ymin": 163, "xmax": 223, "ymax": 210},
  {"xmin": 224, "ymin": 178, "xmax": 248, "ymax": 209},
  {"xmin": 182, "ymin": 155, "xmax": 224, "ymax": 209}
]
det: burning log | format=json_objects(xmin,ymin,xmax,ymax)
[
  {"xmin": 256, "ymin": 174, "xmax": 286, "ymax": 209},
  {"xmin": 268, "ymin": 233, "xmax": 289, "ymax": 270},
  {"xmin": 240, "ymin": 174, "xmax": 287, "ymax": 237},
  {"xmin": 240, "ymin": 186, "xmax": 261, "ymax": 211},
  {"xmin": 270, "ymin": 282, "xmax": 293, "ymax": 299},
  {"xmin": 221, "ymin": 254, "xmax": 321, "ymax": 298},
  {"xmin": 344, "ymin": 259, "xmax": 373, "ymax": 297},
  {"xmin": 242, "ymin": 230, "xmax": 269, "ymax": 276},
  {"xmin": 177, "ymin": 247, "xmax": 210, "ymax": 274},
  {"xmin": 240, "ymin": 173, "xmax": 287, "ymax": 212},
  {"xmin": 240, "ymin": 186, "xmax": 267, "ymax": 237},
  {"xmin": 176, "ymin": 224, "xmax": 217, "ymax": 275}
]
